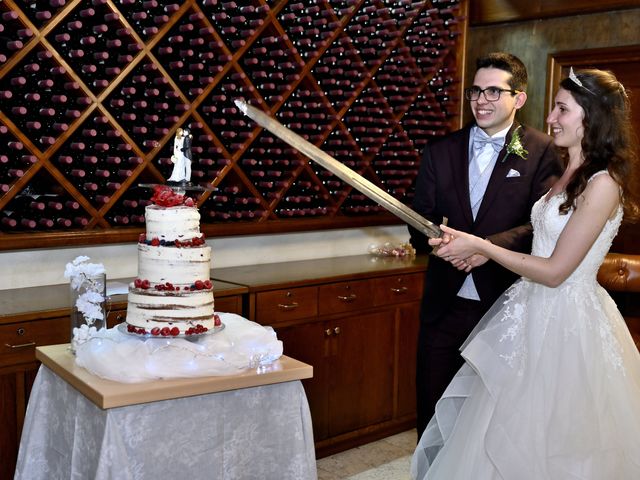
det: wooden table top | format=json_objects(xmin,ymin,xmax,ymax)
[
  {"xmin": 212, "ymin": 254, "xmax": 428, "ymax": 291},
  {"xmin": 36, "ymin": 344, "xmax": 313, "ymax": 409}
]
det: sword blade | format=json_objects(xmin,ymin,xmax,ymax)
[{"xmin": 235, "ymin": 100, "xmax": 442, "ymax": 239}]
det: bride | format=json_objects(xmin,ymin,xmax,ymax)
[{"xmin": 412, "ymin": 68, "xmax": 640, "ymax": 479}]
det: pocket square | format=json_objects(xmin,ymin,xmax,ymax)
[{"xmin": 506, "ymin": 168, "xmax": 521, "ymax": 178}]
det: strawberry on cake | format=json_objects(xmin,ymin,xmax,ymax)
[{"xmin": 125, "ymin": 185, "xmax": 221, "ymax": 336}]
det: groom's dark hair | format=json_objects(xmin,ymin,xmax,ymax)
[{"xmin": 476, "ymin": 52, "xmax": 528, "ymax": 92}]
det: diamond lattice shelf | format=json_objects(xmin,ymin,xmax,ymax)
[{"xmin": 0, "ymin": 0, "xmax": 466, "ymax": 250}]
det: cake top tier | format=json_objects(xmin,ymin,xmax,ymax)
[
  {"xmin": 145, "ymin": 204, "xmax": 201, "ymax": 242},
  {"xmin": 140, "ymin": 185, "xmax": 204, "ymax": 244}
]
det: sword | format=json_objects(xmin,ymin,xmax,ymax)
[{"xmin": 234, "ymin": 99, "xmax": 442, "ymax": 239}]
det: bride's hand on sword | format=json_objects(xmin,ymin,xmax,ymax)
[{"xmin": 431, "ymin": 225, "xmax": 489, "ymax": 272}]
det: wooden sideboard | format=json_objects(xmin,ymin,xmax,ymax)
[
  {"xmin": 1, "ymin": 254, "xmax": 428, "ymax": 476},
  {"xmin": 0, "ymin": 279, "xmax": 246, "ymax": 480},
  {"xmin": 213, "ymin": 254, "xmax": 429, "ymax": 458}
]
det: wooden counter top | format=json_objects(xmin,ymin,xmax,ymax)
[
  {"xmin": 36, "ymin": 344, "xmax": 313, "ymax": 409},
  {"xmin": 0, "ymin": 279, "xmax": 248, "ymax": 325},
  {"xmin": 211, "ymin": 254, "xmax": 428, "ymax": 291}
]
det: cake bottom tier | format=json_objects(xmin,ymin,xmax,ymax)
[{"xmin": 127, "ymin": 287, "xmax": 215, "ymax": 334}]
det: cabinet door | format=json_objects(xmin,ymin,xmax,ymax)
[
  {"xmin": 0, "ymin": 363, "xmax": 39, "ymax": 480},
  {"xmin": 328, "ymin": 310, "xmax": 395, "ymax": 437},
  {"xmin": 396, "ymin": 302, "xmax": 421, "ymax": 419},
  {"xmin": 214, "ymin": 295, "xmax": 243, "ymax": 315},
  {"xmin": 274, "ymin": 320, "xmax": 330, "ymax": 441},
  {"xmin": 107, "ymin": 309, "xmax": 126, "ymax": 328}
]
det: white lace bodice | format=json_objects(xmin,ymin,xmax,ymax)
[{"xmin": 530, "ymin": 171, "xmax": 622, "ymax": 285}]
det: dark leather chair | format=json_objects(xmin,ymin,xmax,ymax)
[{"xmin": 597, "ymin": 253, "xmax": 640, "ymax": 350}]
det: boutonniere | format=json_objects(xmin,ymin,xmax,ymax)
[{"xmin": 506, "ymin": 125, "xmax": 528, "ymax": 160}]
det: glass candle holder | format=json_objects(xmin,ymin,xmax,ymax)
[{"xmin": 69, "ymin": 272, "xmax": 107, "ymax": 354}]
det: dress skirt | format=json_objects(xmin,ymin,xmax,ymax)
[{"xmin": 411, "ymin": 278, "xmax": 640, "ymax": 480}]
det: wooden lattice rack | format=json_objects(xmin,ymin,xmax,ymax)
[{"xmin": 0, "ymin": 0, "xmax": 466, "ymax": 250}]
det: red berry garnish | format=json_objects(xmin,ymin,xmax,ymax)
[
  {"xmin": 160, "ymin": 327, "xmax": 170, "ymax": 336},
  {"xmin": 184, "ymin": 197, "xmax": 195, "ymax": 207},
  {"xmin": 138, "ymin": 234, "xmax": 146, "ymax": 243},
  {"xmin": 134, "ymin": 278, "xmax": 142, "ymax": 288},
  {"xmin": 213, "ymin": 314, "xmax": 221, "ymax": 326},
  {"xmin": 170, "ymin": 327, "xmax": 180, "ymax": 336},
  {"xmin": 151, "ymin": 327, "xmax": 160, "ymax": 336},
  {"xmin": 127, "ymin": 324, "xmax": 135, "ymax": 332},
  {"xmin": 151, "ymin": 238, "xmax": 160, "ymax": 246},
  {"xmin": 141, "ymin": 279, "xmax": 150, "ymax": 289},
  {"xmin": 203, "ymin": 280, "xmax": 212, "ymax": 289},
  {"xmin": 194, "ymin": 280, "xmax": 204, "ymax": 290}
]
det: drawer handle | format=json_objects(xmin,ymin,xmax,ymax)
[
  {"xmin": 278, "ymin": 302, "xmax": 299, "ymax": 311},
  {"xmin": 325, "ymin": 329, "xmax": 332, "ymax": 337},
  {"xmin": 391, "ymin": 286, "xmax": 408, "ymax": 294},
  {"xmin": 5, "ymin": 342, "xmax": 36, "ymax": 349},
  {"xmin": 333, "ymin": 326, "xmax": 341, "ymax": 335},
  {"xmin": 337, "ymin": 294, "xmax": 357, "ymax": 302}
]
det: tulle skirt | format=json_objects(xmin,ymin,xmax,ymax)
[{"xmin": 411, "ymin": 278, "xmax": 640, "ymax": 480}]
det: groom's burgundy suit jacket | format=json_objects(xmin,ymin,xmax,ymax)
[{"xmin": 409, "ymin": 122, "xmax": 562, "ymax": 325}]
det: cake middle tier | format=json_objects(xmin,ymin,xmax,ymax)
[{"xmin": 137, "ymin": 244, "xmax": 211, "ymax": 286}]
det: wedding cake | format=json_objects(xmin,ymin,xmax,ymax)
[{"xmin": 125, "ymin": 185, "xmax": 219, "ymax": 336}]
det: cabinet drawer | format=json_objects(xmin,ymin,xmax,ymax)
[
  {"xmin": 372, "ymin": 273, "xmax": 424, "ymax": 306},
  {"xmin": 255, "ymin": 286, "xmax": 318, "ymax": 323},
  {"xmin": 319, "ymin": 279, "xmax": 374, "ymax": 315},
  {"xmin": 0, "ymin": 317, "xmax": 69, "ymax": 367}
]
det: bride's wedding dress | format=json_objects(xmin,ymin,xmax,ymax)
[{"xmin": 412, "ymin": 172, "xmax": 640, "ymax": 479}]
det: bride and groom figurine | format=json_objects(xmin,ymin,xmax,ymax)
[{"xmin": 167, "ymin": 127, "xmax": 193, "ymax": 185}]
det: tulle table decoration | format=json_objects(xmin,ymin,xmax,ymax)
[{"xmin": 74, "ymin": 313, "xmax": 283, "ymax": 383}]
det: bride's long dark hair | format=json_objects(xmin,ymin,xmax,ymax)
[{"xmin": 558, "ymin": 68, "xmax": 639, "ymax": 222}]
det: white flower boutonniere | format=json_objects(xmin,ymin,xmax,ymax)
[{"xmin": 506, "ymin": 125, "xmax": 528, "ymax": 160}]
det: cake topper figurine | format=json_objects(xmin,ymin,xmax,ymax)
[{"xmin": 167, "ymin": 127, "xmax": 193, "ymax": 184}]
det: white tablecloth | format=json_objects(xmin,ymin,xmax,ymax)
[{"xmin": 14, "ymin": 366, "xmax": 317, "ymax": 480}]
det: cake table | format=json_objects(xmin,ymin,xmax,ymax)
[{"xmin": 14, "ymin": 345, "xmax": 316, "ymax": 480}]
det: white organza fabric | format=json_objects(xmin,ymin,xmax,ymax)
[
  {"xmin": 15, "ymin": 366, "xmax": 317, "ymax": 480},
  {"xmin": 412, "ymin": 172, "xmax": 640, "ymax": 479},
  {"xmin": 75, "ymin": 313, "xmax": 283, "ymax": 382}
]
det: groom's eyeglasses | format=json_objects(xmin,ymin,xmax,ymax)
[{"xmin": 464, "ymin": 86, "xmax": 521, "ymax": 102}]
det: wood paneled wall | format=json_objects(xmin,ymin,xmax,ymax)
[{"xmin": 470, "ymin": 0, "xmax": 640, "ymax": 25}]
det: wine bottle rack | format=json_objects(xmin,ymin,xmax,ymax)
[{"xmin": 0, "ymin": 0, "xmax": 466, "ymax": 250}]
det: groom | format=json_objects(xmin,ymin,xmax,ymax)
[{"xmin": 409, "ymin": 52, "xmax": 562, "ymax": 439}]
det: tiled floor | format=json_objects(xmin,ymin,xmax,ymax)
[{"xmin": 316, "ymin": 429, "xmax": 416, "ymax": 480}]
